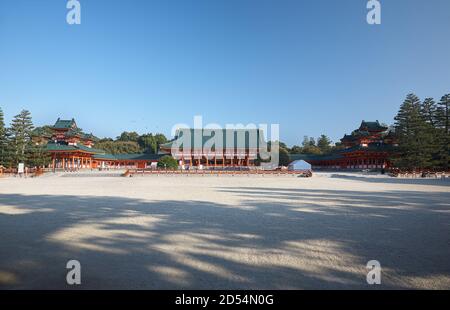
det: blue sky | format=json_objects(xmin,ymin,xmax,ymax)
[{"xmin": 0, "ymin": 0, "xmax": 449, "ymax": 145}]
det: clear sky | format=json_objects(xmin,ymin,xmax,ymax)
[{"xmin": 0, "ymin": 0, "xmax": 449, "ymax": 145}]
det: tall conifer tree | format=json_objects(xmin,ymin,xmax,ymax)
[
  {"xmin": 393, "ymin": 94, "xmax": 434, "ymax": 169},
  {"xmin": 0, "ymin": 107, "xmax": 8, "ymax": 166},
  {"xmin": 436, "ymin": 94, "xmax": 450, "ymax": 169},
  {"xmin": 10, "ymin": 110, "xmax": 34, "ymax": 165}
]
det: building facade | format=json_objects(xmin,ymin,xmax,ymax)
[
  {"xmin": 46, "ymin": 118, "xmax": 162, "ymax": 170},
  {"xmin": 291, "ymin": 121, "xmax": 397, "ymax": 170},
  {"xmin": 160, "ymin": 128, "xmax": 268, "ymax": 168}
]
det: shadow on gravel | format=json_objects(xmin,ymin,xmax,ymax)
[{"xmin": 0, "ymin": 186, "xmax": 449, "ymax": 289}]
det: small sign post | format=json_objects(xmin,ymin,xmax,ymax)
[{"xmin": 18, "ymin": 163, "xmax": 25, "ymax": 178}]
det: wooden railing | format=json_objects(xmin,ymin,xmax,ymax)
[{"xmin": 0, "ymin": 167, "xmax": 46, "ymax": 177}]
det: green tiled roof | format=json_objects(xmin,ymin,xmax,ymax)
[
  {"xmin": 114, "ymin": 153, "xmax": 164, "ymax": 160},
  {"xmin": 161, "ymin": 128, "xmax": 267, "ymax": 150},
  {"xmin": 289, "ymin": 153, "xmax": 344, "ymax": 162},
  {"xmin": 289, "ymin": 143, "xmax": 395, "ymax": 164},
  {"xmin": 46, "ymin": 143, "xmax": 103, "ymax": 154},
  {"xmin": 359, "ymin": 120, "xmax": 388, "ymax": 132},
  {"xmin": 54, "ymin": 118, "xmax": 76, "ymax": 129},
  {"xmin": 45, "ymin": 143, "xmax": 78, "ymax": 152},
  {"xmin": 93, "ymin": 153, "xmax": 117, "ymax": 160},
  {"xmin": 76, "ymin": 144, "xmax": 106, "ymax": 154},
  {"xmin": 93, "ymin": 153, "xmax": 163, "ymax": 161}
]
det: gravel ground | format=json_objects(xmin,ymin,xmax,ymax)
[{"xmin": 0, "ymin": 172, "xmax": 449, "ymax": 289}]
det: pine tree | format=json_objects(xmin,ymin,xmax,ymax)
[
  {"xmin": 1, "ymin": 128, "xmax": 15, "ymax": 168},
  {"xmin": 436, "ymin": 94, "xmax": 450, "ymax": 169},
  {"xmin": 436, "ymin": 94, "xmax": 450, "ymax": 134},
  {"xmin": 393, "ymin": 94, "xmax": 434, "ymax": 170},
  {"xmin": 26, "ymin": 143, "xmax": 51, "ymax": 168},
  {"xmin": 9, "ymin": 110, "xmax": 34, "ymax": 165},
  {"xmin": 421, "ymin": 98, "xmax": 438, "ymax": 127},
  {"xmin": 317, "ymin": 134, "xmax": 332, "ymax": 153},
  {"xmin": 419, "ymin": 98, "xmax": 441, "ymax": 167},
  {"xmin": 0, "ymin": 107, "xmax": 8, "ymax": 166}
]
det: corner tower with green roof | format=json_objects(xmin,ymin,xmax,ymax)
[
  {"xmin": 292, "ymin": 120, "xmax": 396, "ymax": 171},
  {"xmin": 46, "ymin": 118, "xmax": 163, "ymax": 171}
]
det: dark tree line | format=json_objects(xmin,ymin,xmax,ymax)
[
  {"xmin": 392, "ymin": 93, "xmax": 449, "ymax": 170},
  {"xmin": 95, "ymin": 131, "xmax": 168, "ymax": 155}
]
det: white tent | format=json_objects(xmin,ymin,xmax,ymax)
[{"xmin": 288, "ymin": 160, "xmax": 312, "ymax": 171}]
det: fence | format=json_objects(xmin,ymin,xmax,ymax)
[{"xmin": 123, "ymin": 168, "xmax": 312, "ymax": 177}]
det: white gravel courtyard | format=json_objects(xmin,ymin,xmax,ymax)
[{"xmin": 0, "ymin": 172, "xmax": 449, "ymax": 289}]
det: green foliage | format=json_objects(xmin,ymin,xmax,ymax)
[
  {"xmin": 390, "ymin": 92, "xmax": 450, "ymax": 170},
  {"xmin": 435, "ymin": 94, "xmax": 450, "ymax": 169},
  {"xmin": 26, "ymin": 144, "xmax": 51, "ymax": 167},
  {"xmin": 290, "ymin": 145, "xmax": 302, "ymax": 154},
  {"xmin": 279, "ymin": 147, "xmax": 290, "ymax": 166},
  {"xmin": 95, "ymin": 141, "xmax": 141, "ymax": 154},
  {"xmin": 97, "ymin": 132, "xmax": 168, "ymax": 155},
  {"xmin": 137, "ymin": 133, "xmax": 167, "ymax": 154},
  {"xmin": 317, "ymin": 134, "xmax": 332, "ymax": 153},
  {"xmin": 421, "ymin": 98, "xmax": 437, "ymax": 126},
  {"xmin": 302, "ymin": 136, "xmax": 316, "ymax": 147},
  {"xmin": 138, "ymin": 134, "xmax": 157, "ymax": 153},
  {"xmin": 0, "ymin": 108, "xmax": 53, "ymax": 168},
  {"xmin": 157, "ymin": 155, "xmax": 178, "ymax": 169},
  {"xmin": 9, "ymin": 110, "xmax": 34, "ymax": 165},
  {"xmin": 32, "ymin": 125, "xmax": 54, "ymax": 138},
  {"xmin": 116, "ymin": 131, "xmax": 140, "ymax": 142},
  {"xmin": 392, "ymin": 94, "xmax": 436, "ymax": 169},
  {"xmin": 0, "ymin": 107, "xmax": 9, "ymax": 166}
]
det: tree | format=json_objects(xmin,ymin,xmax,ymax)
[
  {"xmin": 117, "ymin": 131, "xmax": 139, "ymax": 142},
  {"xmin": 26, "ymin": 144, "xmax": 51, "ymax": 168},
  {"xmin": 392, "ymin": 94, "xmax": 435, "ymax": 170},
  {"xmin": 290, "ymin": 145, "xmax": 302, "ymax": 154},
  {"xmin": 2, "ymin": 129, "xmax": 15, "ymax": 168},
  {"xmin": 0, "ymin": 107, "xmax": 14, "ymax": 168},
  {"xmin": 0, "ymin": 108, "xmax": 5, "ymax": 163},
  {"xmin": 317, "ymin": 134, "xmax": 332, "ymax": 153},
  {"xmin": 301, "ymin": 136, "xmax": 322, "ymax": 154},
  {"xmin": 9, "ymin": 110, "xmax": 34, "ymax": 165},
  {"xmin": 301, "ymin": 136, "xmax": 310, "ymax": 147},
  {"xmin": 157, "ymin": 155, "xmax": 178, "ymax": 169},
  {"xmin": 435, "ymin": 94, "xmax": 450, "ymax": 169},
  {"xmin": 138, "ymin": 134, "xmax": 157, "ymax": 153},
  {"xmin": 279, "ymin": 147, "xmax": 290, "ymax": 166},
  {"xmin": 137, "ymin": 133, "xmax": 168, "ymax": 154},
  {"xmin": 421, "ymin": 98, "xmax": 438, "ymax": 127},
  {"xmin": 154, "ymin": 133, "xmax": 168, "ymax": 148},
  {"xmin": 436, "ymin": 94, "xmax": 450, "ymax": 134},
  {"xmin": 95, "ymin": 140, "xmax": 141, "ymax": 154},
  {"xmin": 302, "ymin": 136, "xmax": 316, "ymax": 147}
]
